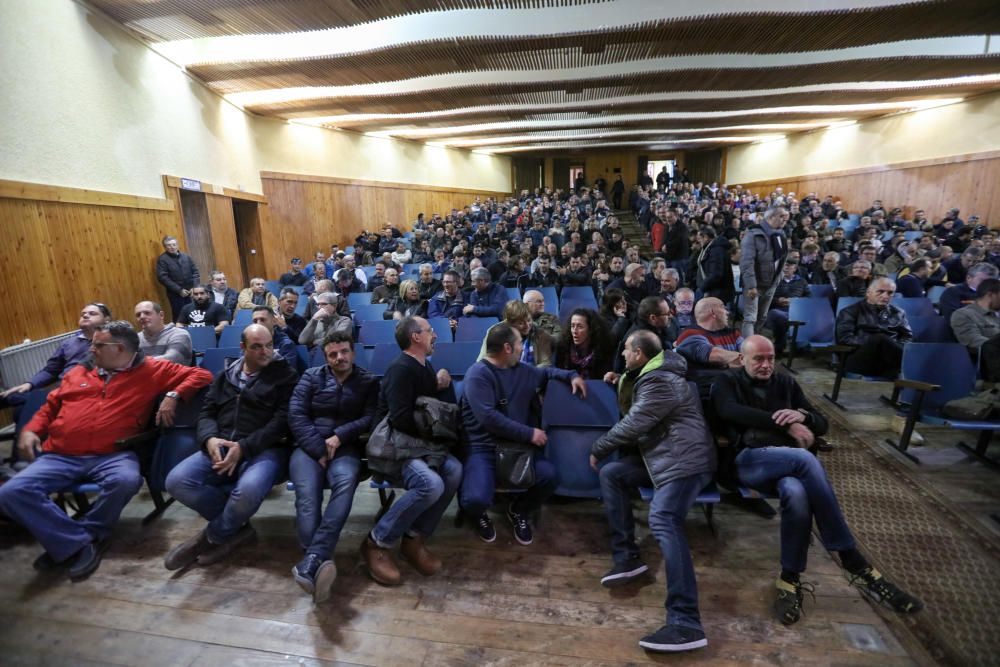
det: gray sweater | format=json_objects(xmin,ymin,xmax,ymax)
[
  {"xmin": 138, "ymin": 324, "xmax": 193, "ymax": 365},
  {"xmin": 950, "ymin": 303, "xmax": 1000, "ymax": 350}
]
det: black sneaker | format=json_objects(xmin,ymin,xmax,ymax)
[
  {"xmin": 639, "ymin": 624, "xmax": 707, "ymax": 653},
  {"xmin": 69, "ymin": 540, "xmax": 108, "ymax": 582},
  {"xmin": 33, "ymin": 551, "xmax": 64, "ymax": 572},
  {"xmin": 774, "ymin": 577, "xmax": 815, "ymax": 625},
  {"xmin": 849, "ymin": 567, "xmax": 923, "ymax": 614},
  {"xmin": 292, "ymin": 553, "xmax": 324, "ymax": 595},
  {"xmin": 601, "ymin": 559, "xmax": 649, "ymax": 588},
  {"xmin": 506, "ymin": 506, "xmax": 533, "ymax": 546},
  {"xmin": 475, "ymin": 512, "xmax": 496, "ymax": 543},
  {"xmin": 164, "ymin": 528, "xmax": 212, "ymax": 571}
]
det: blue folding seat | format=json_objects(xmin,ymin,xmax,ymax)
[
  {"xmin": 232, "ymin": 310, "xmax": 253, "ymax": 327},
  {"xmin": 201, "ymin": 347, "xmax": 242, "ymax": 376},
  {"xmin": 428, "ymin": 342, "xmax": 481, "ymax": 378},
  {"xmin": 353, "ymin": 303, "xmax": 389, "ymax": 323},
  {"xmin": 784, "ymin": 297, "xmax": 836, "ymax": 370},
  {"xmin": 217, "ymin": 324, "xmax": 242, "ymax": 349},
  {"xmin": 187, "ymin": 326, "xmax": 218, "ymax": 354},
  {"xmin": 454, "ymin": 317, "xmax": 498, "ymax": 343},
  {"xmin": 542, "ymin": 380, "xmax": 619, "ymax": 498}
]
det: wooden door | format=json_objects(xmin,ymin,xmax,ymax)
[{"xmin": 232, "ymin": 200, "xmax": 266, "ymax": 283}]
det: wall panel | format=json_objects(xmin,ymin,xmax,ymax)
[{"xmin": 736, "ymin": 151, "xmax": 1000, "ymax": 226}]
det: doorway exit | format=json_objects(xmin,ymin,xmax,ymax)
[{"xmin": 647, "ymin": 160, "xmax": 675, "ymax": 189}]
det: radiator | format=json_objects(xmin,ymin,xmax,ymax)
[{"xmin": 0, "ymin": 331, "xmax": 76, "ymax": 388}]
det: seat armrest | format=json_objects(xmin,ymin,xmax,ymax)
[
  {"xmin": 892, "ymin": 379, "xmax": 940, "ymax": 393},
  {"xmin": 115, "ymin": 429, "xmax": 160, "ymax": 451}
]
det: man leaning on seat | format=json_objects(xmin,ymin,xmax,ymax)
[{"xmin": 0, "ymin": 321, "xmax": 212, "ymax": 581}]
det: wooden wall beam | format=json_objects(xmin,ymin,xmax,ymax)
[
  {"xmin": 0, "ymin": 179, "xmax": 174, "ymax": 211},
  {"xmin": 260, "ymin": 171, "xmax": 509, "ymax": 198}
]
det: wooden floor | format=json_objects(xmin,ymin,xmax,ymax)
[{"xmin": 0, "ymin": 475, "xmax": 923, "ymax": 666}]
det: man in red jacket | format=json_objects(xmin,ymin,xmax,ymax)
[{"xmin": 0, "ymin": 321, "xmax": 212, "ymax": 581}]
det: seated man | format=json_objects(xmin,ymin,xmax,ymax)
[
  {"xmin": 250, "ymin": 306, "xmax": 297, "ymax": 361},
  {"xmin": 209, "ymin": 271, "xmax": 240, "ymax": 318},
  {"xmin": 591, "ymin": 330, "xmax": 715, "ymax": 653},
  {"xmin": 950, "ymin": 278, "xmax": 1000, "ymax": 382},
  {"xmin": 298, "ymin": 292, "xmax": 353, "ymax": 349},
  {"xmin": 463, "ymin": 267, "xmax": 508, "ymax": 318},
  {"xmin": 276, "ymin": 288, "xmax": 308, "ymax": 343},
  {"xmin": 0, "ymin": 321, "xmax": 211, "ymax": 580},
  {"xmin": 303, "ymin": 262, "xmax": 329, "ymax": 296},
  {"xmin": 178, "ymin": 284, "xmax": 230, "ymax": 335},
  {"xmin": 416, "ymin": 264, "xmax": 442, "ymax": 301},
  {"xmin": 1, "ymin": 302, "xmax": 112, "ymax": 409},
  {"xmin": 836, "ymin": 260, "xmax": 872, "ymax": 298},
  {"xmin": 523, "ymin": 289, "xmax": 561, "ymax": 339},
  {"xmin": 237, "ymin": 277, "xmax": 279, "ymax": 312},
  {"xmin": 763, "ymin": 260, "xmax": 810, "ymax": 355},
  {"xmin": 427, "ymin": 269, "xmax": 466, "ymax": 329},
  {"xmin": 895, "ymin": 258, "xmax": 932, "ymax": 298},
  {"xmin": 674, "ymin": 297, "xmax": 743, "ymax": 398},
  {"xmin": 371, "ymin": 268, "xmax": 400, "ymax": 304},
  {"xmin": 279, "ymin": 257, "xmax": 308, "ymax": 287},
  {"xmin": 939, "ymin": 262, "xmax": 999, "ymax": 320},
  {"xmin": 462, "ymin": 323, "xmax": 584, "ymax": 544},
  {"xmin": 135, "ymin": 300, "xmax": 193, "ymax": 365},
  {"xmin": 613, "ymin": 296, "xmax": 674, "ymax": 373},
  {"xmin": 360, "ymin": 317, "xmax": 462, "ymax": 586},
  {"xmin": 834, "ymin": 278, "xmax": 912, "ymax": 378},
  {"xmin": 713, "ymin": 336, "xmax": 922, "ymax": 625},
  {"xmin": 288, "ymin": 331, "xmax": 378, "ymax": 602},
  {"xmin": 672, "ymin": 287, "xmax": 697, "ymax": 330},
  {"xmin": 164, "ymin": 324, "xmax": 299, "ymax": 569}
]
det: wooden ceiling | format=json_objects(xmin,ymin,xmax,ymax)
[{"xmin": 91, "ymin": 0, "xmax": 1000, "ymax": 154}]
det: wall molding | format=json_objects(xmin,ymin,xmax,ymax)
[
  {"xmin": 261, "ymin": 171, "xmax": 509, "ymax": 197},
  {"xmin": 0, "ymin": 178, "xmax": 175, "ymax": 211},
  {"xmin": 163, "ymin": 175, "xmax": 268, "ymax": 203}
]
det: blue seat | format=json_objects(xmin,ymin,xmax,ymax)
[
  {"xmin": 427, "ymin": 317, "xmax": 454, "ymax": 343},
  {"xmin": 785, "ymin": 297, "xmax": 836, "ymax": 370},
  {"xmin": 217, "ymin": 324, "xmax": 242, "ymax": 348},
  {"xmin": 348, "ymin": 292, "xmax": 373, "ymax": 310},
  {"xmin": 927, "ymin": 285, "xmax": 946, "ymax": 304},
  {"xmin": 429, "ymin": 342, "xmax": 481, "ymax": 378},
  {"xmin": 506, "ymin": 287, "xmax": 521, "ymax": 303},
  {"xmin": 536, "ymin": 286, "xmax": 559, "ymax": 315},
  {"xmin": 309, "ymin": 345, "xmax": 326, "ymax": 368},
  {"xmin": 835, "ymin": 296, "xmax": 862, "ymax": 314},
  {"xmin": 344, "ymin": 245, "xmax": 354, "ymax": 256},
  {"xmin": 353, "ymin": 303, "xmax": 388, "ymax": 323},
  {"xmin": 847, "ymin": 214, "xmax": 861, "ymax": 224},
  {"xmin": 361, "ymin": 266, "xmax": 377, "ymax": 281},
  {"xmin": 909, "ymin": 316, "xmax": 954, "ymax": 343},
  {"xmin": 542, "ymin": 380, "xmax": 619, "ymax": 498},
  {"xmin": 638, "ymin": 481, "xmax": 721, "ymax": 535},
  {"xmin": 455, "ymin": 317, "xmax": 498, "ymax": 343},
  {"xmin": 187, "ymin": 326, "xmax": 218, "ymax": 354},
  {"xmin": 558, "ymin": 299, "xmax": 595, "ymax": 322},
  {"xmin": 232, "ymin": 310, "xmax": 253, "ymax": 327},
  {"xmin": 295, "ymin": 294, "xmax": 309, "ymax": 316},
  {"xmin": 560, "ymin": 286, "xmax": 597, "ymax": 307},
  {"xmin": 143, "ymin": 387, "xmax": 208, "ymax": 524},
  {"xmin": 265, "ymin": 280, "xmax": 282, "ymax": 297},
  {"xmin": 403, "ymin": 263, "xmax": 420, "ymax": 275},
  {"xmin": 201, "ymin": 347, "xmax": 242, "ymax": 376},
  {"xmin": 365, "ymin": 343, "xmax": 401, "ymax": 376},
  {"xmin": 295, "ymin": 344, "xmax": 310, "ymax": 373},
  {"xmin": 891, "ymin": 343, "xmax": 999, "ymax": 465},
  {"xmin": 808, "ymin": 284, "xmax": 834, "ymax": 300},
  {"xmin": 903, "ymin": 231, "xmax": 924, "ymax": 242},
  {"xmin": 358, "ymin": 320, "xmax": 398, "ymax": 346},
  {"xmin": 893, "ymin": 297, "xmax": 936, "ymax": 320}
]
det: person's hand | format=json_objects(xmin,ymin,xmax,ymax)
[
  {"xmin": 325, "ymin": 434, "xmax": 341, "ymax": 461},
  {"xmin": 777, "ymin": 297, "xmax": 789, "ymax": 308},
  {"xmin": 788, "ymin": 423, "xmax": 815, "ymax": 449},
  {"xmin": 312, "ymin": 308, "xmax": 330, "ymax": 321},
  {"xmin": 530, "ymin": 428, "xmax": 548, "ymax": 447},
  {"xmin": 17, "ymin": 430, "xmax": 41, "ymax": 462},
  {"xmin": 746, "ymin": 287, "xmax": 759, "ymax": 299},
  {"xmin": 462, "ymin": 304, "xmax": 475, "ymax": 315},
  {"xmin": 603, "ymin": 371, "xmax": 619, "ymax": 385},
  {"xmin": 772, "ymin": 409, "xmax": 805, "ymax": 426},
  {"xmin": 571, "ymin": 375, "xmax": 588, "ymax": 397},
  {"xmin": 213, "ymin": 442, "xmax": 243, "ymax": 476},
  {"xmin": 449, "ymin": 318, "xmax": 458, "ymax": 330},
  {"xmin": 437, "ymin": 368, "xmax": 452, "ymax": 390},
  {"xmin": 205, "ymin": 437, "xmax": 230, "ymax": 464},
  {"xmin": 614, "ymin": 301, "xmax": 627, "ymax": 318},
  {"xmin": 156, "ymin": 394, "xmax": 178, "ymax": 427},
  {"xmin": 393, "ymin": 312, "xmax": 403, "ymax": 321},
  {"xmin": 1, "ymin": 383, "xmax": 31, "ymax": 399},
  {"xmin": 589, "ymin": 454, "xmax": 600, "ymax": 472},
  {"xmin": 274, "ymin": 313, "xmax": 287, "ymax": 328},
  {"xmin": 180, "ymin": 289, "xmax": 191, "ymax": 297},
  {"xmin": 215, "ymin": 322, "xmax": 228, "ymax": 335}
]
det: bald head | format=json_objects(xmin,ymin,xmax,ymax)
[
  {"xmin": 740, "ymin": 335, "xmax": 776, "ymax": 380},
  {"xmin": 693, "ymin": 297, "xmax": 728, "ymax": 330},
  {"xmin": 241, "ymin": 324, "xmax": 274, "ymax": 372}
]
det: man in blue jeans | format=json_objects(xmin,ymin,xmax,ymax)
[
  {"xmin": 361, "ymin": 316, "xmax": 462, "ymax": 585},
  {"xmin": 590, "ymin": 330, "xmax": 716, "ymax": 653},
  {"xmin": 460, "ymin": 323, "xmax": 586, "ymax": 545},
  {"xmin": 287, "ymin": 330, "xmax": 378, "ymax": 602},
  {"xmin": 163, "ymin": 324, "xmax": 299, "ymax": 570},
  {"xmin": 712, "ymin": 335, "xmax": 922, "ymax": 625}
]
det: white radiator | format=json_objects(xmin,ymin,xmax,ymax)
[{"xmin": 0, "ymin": 331, "xmax": 76, "ymax": 388}]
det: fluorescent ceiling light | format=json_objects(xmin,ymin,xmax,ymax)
[
  {"xmin": 826, "ymin": 120, "xmax": 858, "ymax": 129},
  {"xmin": 485, "ymin": 136, "xmax": 783, "ymax": 153}
]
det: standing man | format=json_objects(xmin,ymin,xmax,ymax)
[
  {"xmin": 178, "ymin": 285, "xmax": 230, "ymax": 335},
  {"xmin": 740, "ymin": 207, "xmax": 789, "ymax": 338},
  {"xmin": 288, "ymin": 330, "xmax": 379, "ymax": 602},
  {"xmin": 461, "ymin": 324, "xmax": 585, "ymax": 544},
  {"xmin": 135, "ymin": 300, "xmax": 193, "ymax": 365},
  {"xmin": 164, "ymin": 325, "xmax": 299, "ymax": 569},
  {"xmin": 156, "ymin": 236, "xmax": 200, "ymax": 323},
  {"xmin": 590, "ymin": 330, "xmax": 715, "ymax": 653},
  {"xmin": 0, "ymin": 321, "xmax": 212, "ymax": 580}
]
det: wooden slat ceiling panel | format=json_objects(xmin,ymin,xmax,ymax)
[
  {"xmin": 245, "ymin": 55, "xmax": 1000, "ymax": 117},
  {"xmin": 188, "ymin": 3, "xmax": 1000, "ymax": 92}
]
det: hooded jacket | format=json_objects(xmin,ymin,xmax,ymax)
[{"xmin": 591, "ymin": 351, "xmax": 716, "ymax": 487}]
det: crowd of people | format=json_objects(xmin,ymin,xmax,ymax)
[{"xmin": 4, "ymin": 176, "xmax": 999, "ymax": 654}]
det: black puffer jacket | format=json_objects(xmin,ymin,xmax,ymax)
[
  {"xmin": 835, "ymin": 300, "xmax": 912, "ymax": 346},
  {"xmin": 197, "ymin": 357, "xmax": 299, "ymax": 458},
  {"xmin": 696, "ymin": 236, "xmax": 734, "ymax": 301},
  {"xmin": 591, "ymin": 350, "xmax": 716, "ymax": 487}
]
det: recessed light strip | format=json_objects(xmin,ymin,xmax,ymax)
[{"xmin": 483, "ymin": 136, "xmax": 783, "ymax": 153}]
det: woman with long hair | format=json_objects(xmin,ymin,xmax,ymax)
[
  {"xmin": 555, "ymin": 308, "xmax": 615, "ymax": 380},
  {"xmin": 384, "ymin": 279, "xmax": 426, "ymax": 320}
]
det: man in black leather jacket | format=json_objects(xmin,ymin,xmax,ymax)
[{"xmin": 834, "ymin": 278, "xmax": 912, "ymax": 377}]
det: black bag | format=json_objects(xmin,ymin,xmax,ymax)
[{"xmin": 481, "ymin": 361, "xmax": 536, "ymax": 489}]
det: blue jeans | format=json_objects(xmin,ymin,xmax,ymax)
[
  {"xmin": 166, "ymin": 448, "xmax": 288, "ymax": 544},
  {"xmin": 735, "ymin": 447, "xmax": 856, "ymax": 573},
  {"xmin": 371, "ymin": 455, "xmax": 462, "ymax": 547},
  {"xmin": 460, "ymin": 444, "xmax": 559, "ymax": 518},
  {"xmin": 598, "ymin": 454, "xmax": 653, "ymax": 565},
  {"xmin": 0, "ymin": 452, "xmax": 143, "ymax": 561},
  {"xmin": 289, "ymin": 447, "xmax": 361, "ymax": 558}
]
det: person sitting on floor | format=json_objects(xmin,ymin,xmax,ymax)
[
  {"xmin": 0, "ymin": 321, "xmax": 211, "ymax": 580},
  {"xmin": 590, "ymin": 330, "xmax": 716, "ymax": 654},
  {"xmin": 712, "ymin": 335, "xmax": 922, "ymax": 626},
  {"xmin": 163, "ymin": 324, "xmax": 299, "ymax": 570},
  {"xmin": 834, "ymin": 278, "xmax": 912, "ymax": 379}
]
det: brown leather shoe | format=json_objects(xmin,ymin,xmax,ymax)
[
  {"xmin": 400, "ymin": 534, "xmax": 441, "ymax": 576},
  {"xmin": 361, "ymin": 535, "xmax": 401, "ymax": 586}
]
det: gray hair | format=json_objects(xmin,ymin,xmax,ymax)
[
  {"xmin": 99, "ymin": 321, "xmax": 139, "ymax": 353},
  {"xmin": 662, "ymin": 268, "xmax": 680, "ymax": 281},
  {"xmin": 968, "ymin": 262, "xmax": 999, "ymax": 280},
  {"xmin": 315, "ymin": 292, "xmax": 338, "ymax": 306},
  {"xmin": 471, "ymin": 267, "xmax": 491, "ymax": 282}
]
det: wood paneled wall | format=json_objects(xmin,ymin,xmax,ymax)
[
  {"xmin": 732, "ymin": 150, "xmax": 1000, "ymax": 226},
  {"xmin": 260, "ymin": 172, "xmax": 509, "ymax": 279}
]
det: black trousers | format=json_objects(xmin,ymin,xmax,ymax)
[
  {"xmin": 980, "ymin": 333, "xmax": 1000, "ymax": 382},
  {"xmin": 843, "ymin": 334, "xmax": 904, "ymax": 378},
  {"xmin": 166, "ymin": 291, "xmax": 191, "ymax": 323}
]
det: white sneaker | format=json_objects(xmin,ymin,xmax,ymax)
[{"xmin": 891, "ymin": 415, "xmax": 924, "ymax": 445}]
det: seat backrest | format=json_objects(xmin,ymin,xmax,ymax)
[
  {"xmin": 836, "ymin": 296, "xmax": 862, "ymax": 314},
  {"xmin": 787, "ymin": 297, "xmax": 835, "ymax": 345},
  {"xmin": 15, "ymin": 389, "xmax": 50, "ymax": 433},
  {"xmin": 265, "ymin": 280, "xmax": 282, "ymax": 297},
  {"xmin": 542, "ymin": 380, "xmax": 619, "ymax": 428},
  {"xmin": 537, "ymin": 286, "xmax": 559, "ymax": 314},
  {"xmin": 909, "ymin": 316, "xmax": 955, "ymax": 343},
  {"xmin": 506, "ymin": 287, "xmax": 521, "ymax": 303},
  {"xmin": 186, "ymin": 326, "xmax": 218, "ymax": 353},
  {"xmin": 217, "ymin": 324, "xmax": 242, "ymax": 349},
  {"xmin": 366, "ymin": 343, "xmax": 401, "ymax": 376},
  {"xmin": 358, "ymin": 320, "xmax": 399, "ymax": 346},
  {"xmin": 558, "ymin": 300, "xmax": 595, "ymax": 323},
  {"xmin": 201, "ymin": 347, "xmax": 242, "ymax": 376},
  {"xmin": 808, "ymin": 284, "xmax": 834, "ymax": 300},
  {"xmin": 347, "ymin": 292, "xmax": 372, "ymax": 309},
  {"xmin": 454, "ymin": 317, "xmax": 498, "ymax": 343},
  {"xmin": 899, "ymin": 343, "xmax": 976, "ymax": 414},
  {"xmin": 927, "ymin": 285, "xmax": 946, "ymax": 304},
  {"xmin": 428, "ymin": 342, "xmax": 481, "ymax": 377},
  {"xmin": 353, "ymin": 303, "xmax": 388, "ymax": 323},
  {"xmin": 560, "ymin": 286, "xmax": 597, "ymax": 304},
  {"xmin": 427, "ymin": 317, "xmax": 454, "ymax": 343},
  {"xmin": 232, "ymin": 310, "xmax": 253, "ymax": 327},
  {"xmin": 894, "ymin": 297, "xmax": 936, "ymax": 319}
]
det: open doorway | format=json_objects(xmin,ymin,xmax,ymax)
[
  {"xmin": 569, "ymin": 164, "xmax": 585, "ymax": 191},
  {"xmin": 647, "ymin": 160, "xmax": 675, "ymax": 189}
]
